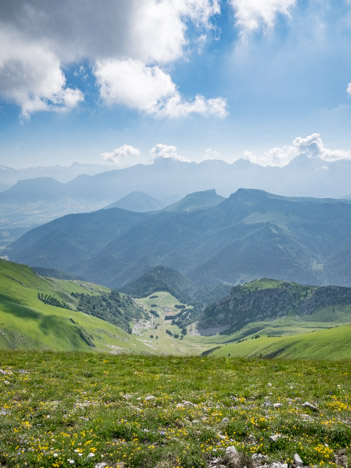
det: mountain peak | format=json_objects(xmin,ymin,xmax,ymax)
[{"xmin": 165, "ymin": 189, "xmax": 225, "ymax": 212}]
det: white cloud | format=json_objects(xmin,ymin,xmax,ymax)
[
  {"xmin": 101, "ymin": 145, "xmax": 143, "ymax": 168},
  {"xmin": 95, "ymin": 59, "xmax": 227, "ymax": 118},
  {"xmin": 242, "ymin": 133, "xmax": 351, "ymax": 167},
  {"xmin": 347, "ymin": 82, "xmax": 351, "ymax": 96},
  {"xmin": 149, "ymin": 144, "xmax": 189, "ymax": 162},
  {"xmin": 0, "ymin": 0, "xmax": 223, "ymax": 117},
  {"xmin": 0, "ymin": 27, "xmax": 83, "ymax": 118},
  {"xmin": 204, "ymin": 148, "xmax": 221, "ymax": 159},
  {"xmin": 230, "ymin": 0, "xmax": 296, "ymax": 34}
]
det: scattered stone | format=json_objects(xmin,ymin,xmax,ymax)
[
  {"xmin": 252, "ymin": 453, "xmax": 268, "ymax": 462},
  {"xmin": 269, "ymin": 434, "xmax": 281, "ymax": 442},
  {"xmin": 303, "ymin": 401, "xmax": 319, "ymax": 412},
  {"xmin": 271, "ymin": 463, "xmax": 288, "ymax": 468},
  {"xmin": 223, "ymin": 446, "xmax": 241, "ymax": 467},
  {"xmin": 130, "ymin": 405, "xmax": 142, "ymax": 413},
  {"xmin": 183, "ymin": 400, "xmax": 197, "ymax": 407},
  {"xmin": 95, "ymin": 464, "xmax": 108, "ymax": 468},
  {"xmin": 293, "ymin": 454, "xmax": 303, "ymax": 466},
  {"xmin": 221, "ymin": 417, "xmax": 230, "ymax": 423},
  {"xmin": 0, "ymin": 409, "xmax": 9, "ymax": 416},
  {"xmin": 144, "ymin": 395, "xmax": 156, "ymax": 401},
  {"xmin": 301, "ymin": 413, "xmax": 314, "ymax": 422},
  {"xmin": 273, "ymin": 403, "xmax": 282, "ymax": 408}
]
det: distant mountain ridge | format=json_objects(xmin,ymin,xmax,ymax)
[
  {"xmin": 2, "ymin": 155, "xmax": 351, "ymax": 206},
  {"xmin": 105, "ymin": 191, "xmax": 165, "ymax": 212}
]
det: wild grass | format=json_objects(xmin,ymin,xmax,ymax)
[{"xmin": 0, "ymin": 352, "xmax": 350, "ymax": 467}]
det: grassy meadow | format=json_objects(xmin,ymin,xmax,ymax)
[{"xmin": 0, "ymin": 352, "xmax": 351, "ymax": 467}]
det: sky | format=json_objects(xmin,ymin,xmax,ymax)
[{"xmin": 1, "ymin": 0, "xmax": 351, "ymax": 169}]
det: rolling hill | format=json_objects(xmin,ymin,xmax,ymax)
[
  {"xmin": 207, "ymin": 324, "xmax": 351, "ymax": 360},
  {"xmin": 0, "ymin": 259, "xmax": 150, "ymax": 353}
]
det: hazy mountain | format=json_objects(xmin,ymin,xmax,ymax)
[
  {"xmin": 9, "ymin": 189, "xmax": 351, "ymax": 289},
  {"xmin": 164, "ymin": 189, "xmax": 225, "ymax": 212},
  {"xmin": 198, "ymin": 278, "xmax": 351, "ymax": 335},
  {"xmin": 0, "ymin": 162, "xmax": 109, "ymax": 187},
  {"xmin": 3, "ymin": 155, "xmax": 351, "ymax": 207},
  {"xmin": 105, "ymin": 191, "xmax": 165, "ymax": 212},
  {"xmin": 2, "ymin": 155, "xmax": 351, "ymax": 249},
  {"xmin": 8, "ymin": 208, "xmax": 148, "ymax": 272}
]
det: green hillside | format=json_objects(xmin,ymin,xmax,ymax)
[
  {"xmin": 199, "ymin": 278, "xmax": 351, "ymax": 334},
  {"xmin": 122, "ymin": 265, "xmax": 197, "ymax": 303},
  {"xmin": 208, "ymin": 323, "xmax": 351, "ymax": 360},
  {"xmin": 0, "ymin": 259, "xmax": 150, "ymax": 353}
]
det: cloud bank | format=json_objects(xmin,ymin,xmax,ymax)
[
  {"xmin": 0, "ymin": 0, "xmax": 225, "ymax": 118},
  {"xmin": 242, "ymin": 134, "xmax": 351, "ymax": 167}
]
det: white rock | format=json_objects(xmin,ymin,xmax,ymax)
[
  {"xmin": 226, "ymin": 446, "xmax": 239, "ymax": 456},
  {"xmin": 94, "ymin": 464, "xmax": 108, "ymax": 468},
  {"xmin": 273, "ymin": 403, "xmax": 283, "ymax": 408},
  {"xmin": 269, "ymin": 434, "xmax": 281, "ymax": 442},
  {"xmin": 293, "ymin": 453, "xmax": 303, "ymax": 466},
  {"xmin": 145, "ymin": 395, "xmax": 156, "ymax": 401},
  {"xmin": 271, "ymin": 463, "xmax": 288, "ymax": 468},
  {"xmin": 303, "ymin": 401, "xmax": 318, "ymax": 412}
]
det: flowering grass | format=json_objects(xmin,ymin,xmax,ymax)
[{"xmin": 0, "ymin": 352, "xmax": 351, "ymax": 467}]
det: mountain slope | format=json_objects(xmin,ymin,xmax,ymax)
[
  {"xmin": 9, "ymin": 189, "xmax": 351, "ymax": 288},
  {"xmin": 0, "ymin": 259, "xmax": 149, "ymax": 353},
  {"xmin": 105, "ymin": 191, "xmax": 165, "ymax": 212},
  {"xmin": 199, "ymin": 278, "xmax": 351, "ymax": 335},
  {"xmin": 208, "ymin": 324, "xmax": 351, "ymax": 360},
  {"xmin": 121, "ymin": 266, "xmax": 197, "ymax": 303},
  {"xmin": 9, "ymin": 208, "xmax": 148, "ymax": 272}
]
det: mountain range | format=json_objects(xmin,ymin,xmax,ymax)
[
  {"xmin": 8, "ymin": 188, "xmax": 351, "ymax": 289},
  {"xmin": 2, "ymin": 155, "xmax": 351, "ymax": 249},
  {"xmin": 0, "ymin": 162, "xmax": 109, "ymax": 188}
]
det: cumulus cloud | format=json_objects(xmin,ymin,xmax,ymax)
[
  {"xmin": 101, "ymin": 145, "xmax": 143, "ymax": 168},
  {"xmin": 242, "ymin": 133, "xmax": 351, "ymax": 167},
  {"xmin": 0, "ymin": 27, "xmax": 83, "ymax": 118},
  {"xmin": 149, "ymin": 144, "xmax": 189, "ymax": 162},
  {"xmin": 347, "ymin": 82, "xmax": 351, "ymax": 96},
  {"xmin": 230, "ymin": 0, "xmax": 296, "ymax": 34},
  {"xmin": 204, "ymin": 148, "xmax": 221, "ymax": 160},
  {"xmin": 95, "ymin": 59, "xmax": 227, "ymax": 118},
  {"xmin": 0, "ymin": 0, "xmax": 224, "ymax": 118}
]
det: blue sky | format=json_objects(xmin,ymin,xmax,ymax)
[{"xmin": 1, "ymin": 0, "xmax": 351, "ymax": 168}]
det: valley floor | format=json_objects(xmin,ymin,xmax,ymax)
[{"xmin": 0, "ymin": 352, "xmax": 350, "ymax": 467}]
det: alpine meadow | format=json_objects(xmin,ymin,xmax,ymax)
[{"xmin": 1, "ymin": 1, "xmax": 351, "ymax": 467}]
